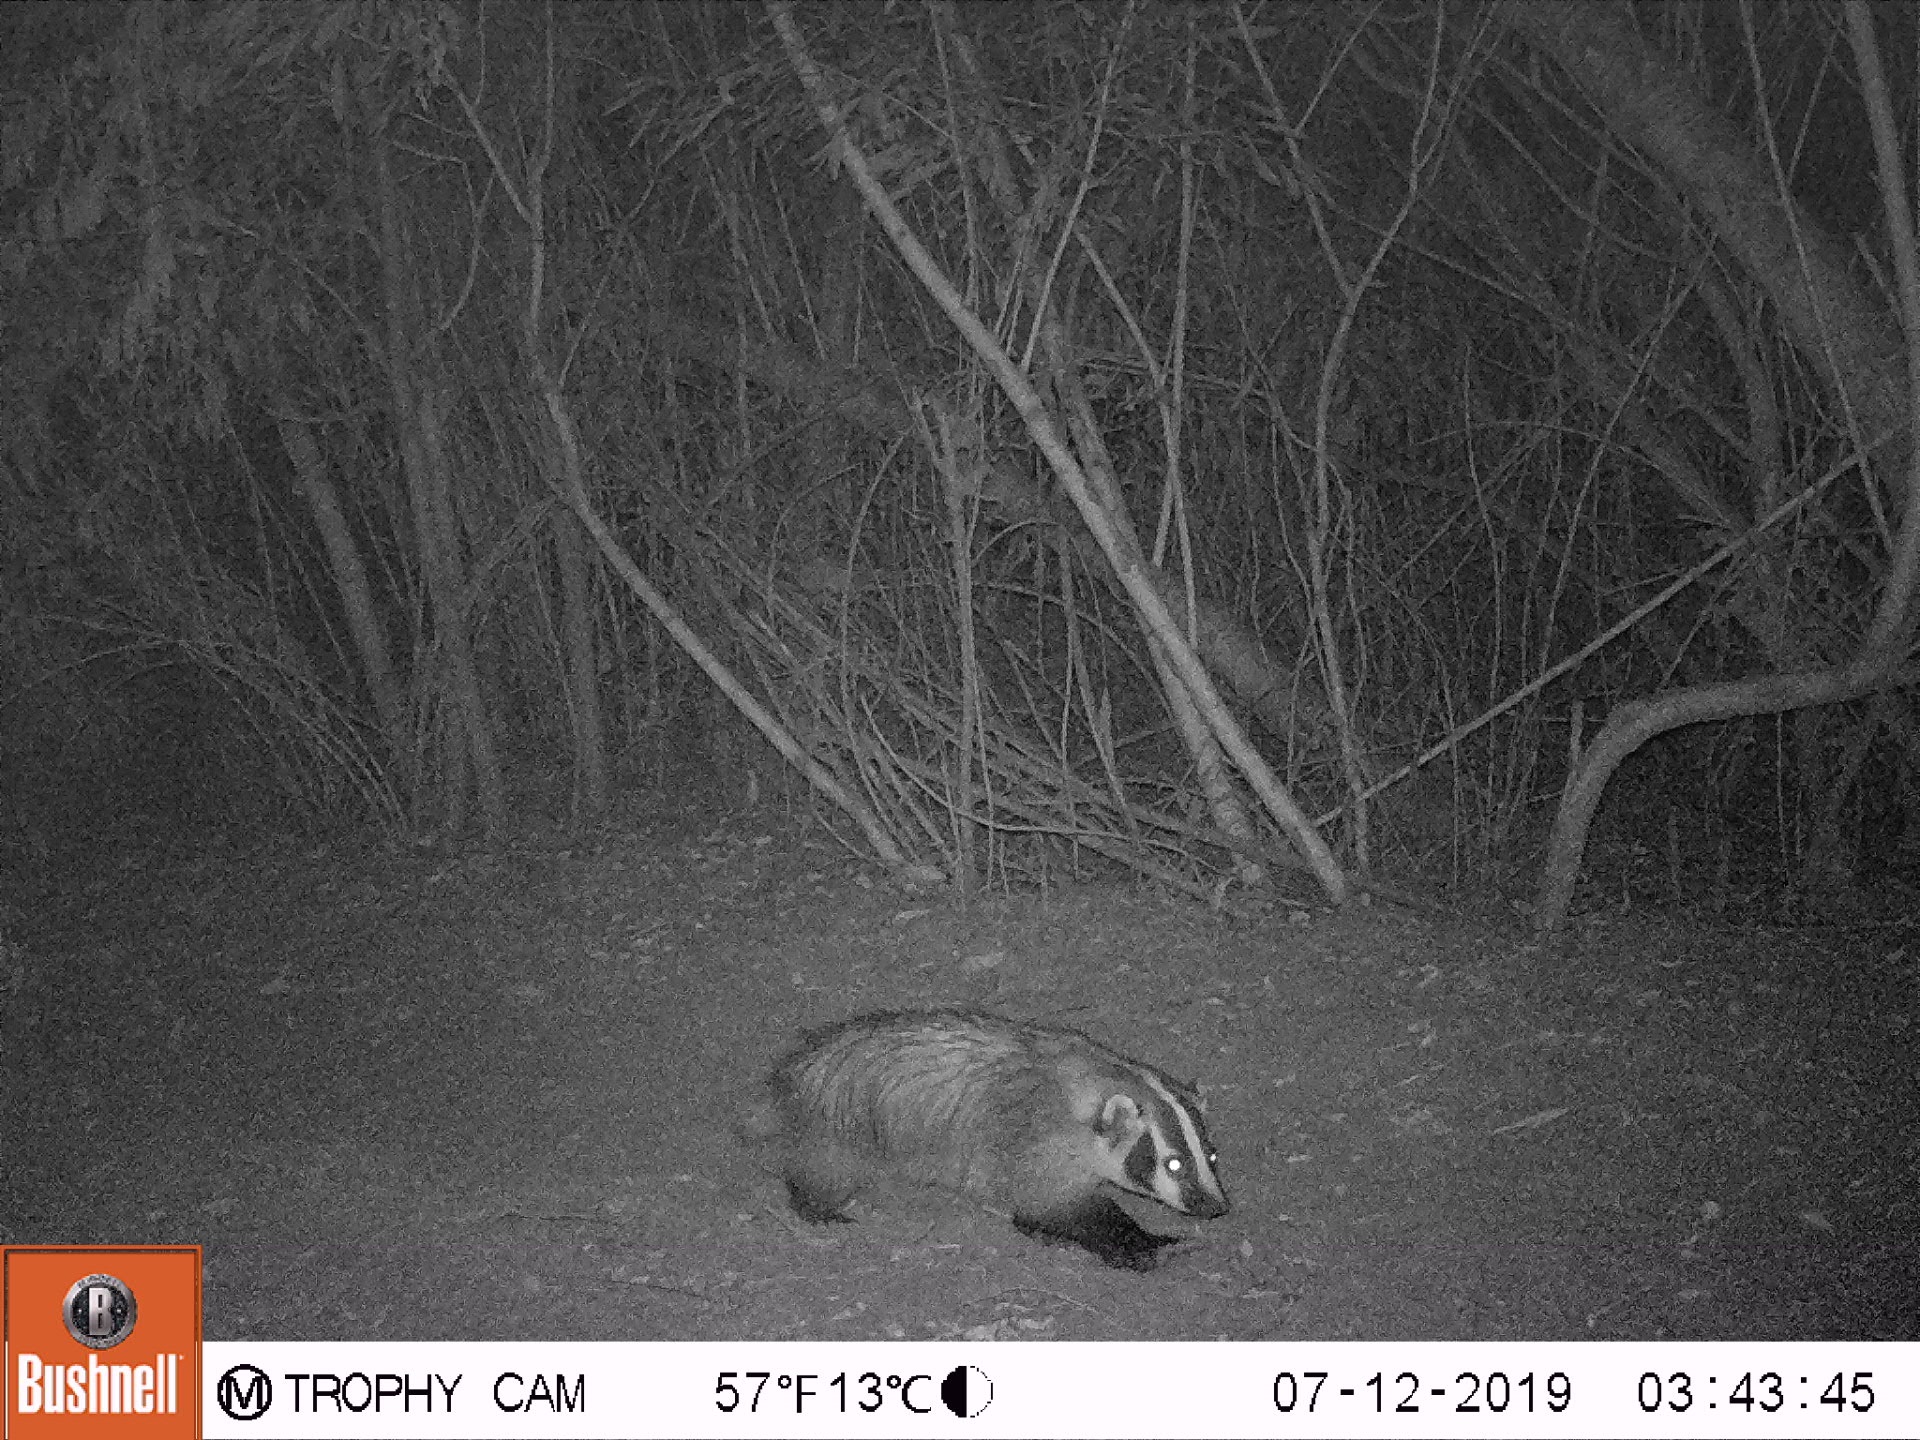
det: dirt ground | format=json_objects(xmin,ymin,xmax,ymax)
[{"xmin": 4, "ymin": 776, "xmax": 1915, "ymax": 1344}]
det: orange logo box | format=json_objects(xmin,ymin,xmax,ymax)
[{"xmin": 3, "ymin": 1248, "xmax": 201, "ymax": 1440}]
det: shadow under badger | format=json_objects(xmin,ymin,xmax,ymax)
[{"xmin": 746, "ymin": 1008, "xmax": 1229, "ymax": 1270}]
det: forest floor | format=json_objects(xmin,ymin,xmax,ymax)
[{"xmin": 3, "ymin": 770, "xmax": 1915, "ymax": 1345}]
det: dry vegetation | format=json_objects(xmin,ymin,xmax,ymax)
[{"xmin": 3, "ymin": 1, "xmax": 1919, "ymax": 926}]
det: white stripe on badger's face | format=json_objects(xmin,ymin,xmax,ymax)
[{"xmin": 1125, "ymin": 1064, "xmax": 1229, "ymax": 1219}]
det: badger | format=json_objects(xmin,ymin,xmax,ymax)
[{"xmin": 743, "ymin": 1007, "xmax": 1229, "ymax": 1270}]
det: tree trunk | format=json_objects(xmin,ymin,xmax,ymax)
[
  {"xmin": 372, "ymin": 138, "xmax": 505, "ymax": 837},
  {"xmin": 553, "ymin": 495, "xmax": 609, "ymax": 823},
  {"xmin": 1505, "ymin": 1, "xmax": 1910, "ymax": 493},
  {"xmin": 277, "ymin": 415, "xmax": 407, "ymax": 771}
]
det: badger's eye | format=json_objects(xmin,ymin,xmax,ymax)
[{"xmin": 1166, "ymin": 1156, "xmax": 1186, "ymax": 1175}]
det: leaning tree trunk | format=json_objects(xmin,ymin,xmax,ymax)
[
  {"xmin": 769, "ymin": 0, "xmax": 1351, "ymax": 906},
  {"xmin": 626, "ymin": 303, "xmax": 1342, "ymax": 751}
]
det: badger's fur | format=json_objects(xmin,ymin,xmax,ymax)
[{"xmin": 744, "ymin": 1008, "xmax": 1228, "ymax": 1270}]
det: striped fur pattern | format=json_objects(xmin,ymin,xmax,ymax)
[{"xmin": 747, "ymin": 1008, "xmax": 1229, "ymax": 1270}]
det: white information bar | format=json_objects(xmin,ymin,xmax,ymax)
[{"xmin": 198, "ymin": 1341, "xmax": 1914, "ymax": 1439}]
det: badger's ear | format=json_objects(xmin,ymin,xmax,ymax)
[{"xmin": 1096, "ymin": 1092, "xmax": 1144, "ymax": 1138}]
